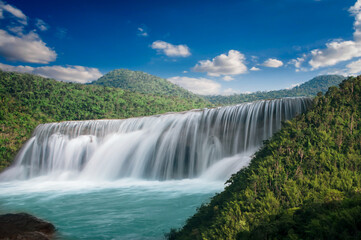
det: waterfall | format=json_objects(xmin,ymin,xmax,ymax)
[{"xmin": 1, "ymin": 97, "xmax": 312, "ymax": 181}]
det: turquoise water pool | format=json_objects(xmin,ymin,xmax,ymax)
[{"xmin": 0, "ymin": 178, "xmax": 223, "ymax": 240}]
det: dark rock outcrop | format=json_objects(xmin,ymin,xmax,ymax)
[{"xmin": 0, "ymin": 213, "xmax": 55, "ymax": 240}]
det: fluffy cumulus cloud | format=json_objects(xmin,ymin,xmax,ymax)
[
  {"xmin": 222, "ymin": 75, "xmax": 234, "ymax": 81},
  {"xmin": 0, "ymin": 63, "xmax": 102, "ymax": 83},
  {"xmin": 35, "ymin": 19, "xmax": 49, "ymax": 31},
  {"xmin": 0, "ymin": 30, "xmax": 56, "ymax": 63},
  {"xmin": 192, "ymin": 50, "xmax": 247, "ymax": 77},
  {"xmin": 309, "ymin": 40, "xmax": 361, "ymax": 69},
  {"xmin": 0, "ymin": 2, "xmax": 56, "ymax": 64},
  {"xmin": 168, "ymin": 76, "xmax": 221, "ymax": 95},
  {"xmin": 309, "ymin": 0, "xmax": 361, "ymax": 69},
  {"xmin": 262, "ymin": 58, "xmax": 284, "ymax": 68},
  {"xmin": 151, "ymin": 40, "xmax": 191, "ymax": 57},
  {"xmin": 0, "ymin": 1, "xmax": 27, "ymax": 25},
  {"xmin": 289, "ymin": 57, "xmax": 307, "ymax": 72},
  {"xmin": 250, "ymin": 66, "xmax": 260, "ymax": 71}
]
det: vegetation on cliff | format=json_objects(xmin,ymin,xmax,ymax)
[
  {"xmin": 0, "ymin": 71, "xmax": 211, "ymax": 170},
  {"xmin": 205, "ymin": 75, "xmax": 345, "ymax": 105},
  {"xmin": 170, "ymin": 76, "xmax": 361, "ymax": 239}
]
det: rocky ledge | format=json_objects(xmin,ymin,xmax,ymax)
[{"xmin": 0, "ymin": 213, "xmax": 55, "ymax": 240}]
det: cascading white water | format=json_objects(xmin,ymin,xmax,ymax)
[{"xmin": 0, "ymin": 97, "xmax": 312, "ymax": 181}]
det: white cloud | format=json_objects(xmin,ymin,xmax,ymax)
[
  {"xmin": 285, "ymin": 83, "xmax": 302, "ymax": 89},
  {"xmin": 250, "ymin": 66, "xmax": 260, "ymax": 71},
  {"xmin": 323, "ymin": 68, "xmax": 348, "ymax": 76},
  {"xmin": 7, "ymin": 25, "xmax": 24, "ymax": 35},
  {"xmin": 0, "ymin": 1, "xmax": 27, "ymax": 25},
  {"xmin": 33, "ymin": 66, "xmax": 102, "ymax": 83},
  {"xmin": 289, "ymin": 57, "xmax": 304, "ymax": 69},
  {"xmin": 0, "ymin": 30, "xmax": 56, "ymax": 63},
  {"xmin": 192, "ymin": 50, "xmax": 247, "ymax": 76},
  {"xmin": 291, "ymin": 83, "xmax": 301, "ymax": 88},
  {"xmin": 222, "ymin": 75, "xmax": 234, "ymax": 81},
  {"xmin": 0, "ymin": 63, "xmax": 102, "ymax": 83},
  {"xmin": 309, "ymin": 40, "xmax": 361, "ymax": 69},
  {"xmin": 137, "ymin": 27, "xmax": 148, "ymax": 37},
  {"xmin": 35, "ymin": 19, "xmax": 49, "ymax": 31},
  {"xmin": 151, "ymin": 40, "xmax": 191, "ymax": 57},
  {"xmin": 346, "ymin": 58, "xmax": 361, "ymax": 74},
  {"xmin": 251, "ymin": 56, "xmax": 258, "ymax": 62},
  {"xmin": 0, "ymin": 2, "xmax": 55, "ymax": 63},
  {"xmin": 308, "ymin": 0, "xmax": 361, "ymax": 69},
  {"xmin": 0, "ymin": 63, "xmax": 33, "ymax": 73},
  {"xmin": 289, "ymin": 57, "xmax": 307, "ymax": 72},
  {"xmin": 168, "ymin": 76, "xmax": 221, "ymax": 95},
  {"xmin": 262, "ymin": 58, "xmax": 283, "ymax": 68}
]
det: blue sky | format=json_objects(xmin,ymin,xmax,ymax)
[{"xmin": 0, "ymin": 0, "xmax": 360, "ymax": 95}]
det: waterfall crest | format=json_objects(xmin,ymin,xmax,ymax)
[{"xmin": 1, "ymin": 97, "xmax": 312, "ymax": 181}]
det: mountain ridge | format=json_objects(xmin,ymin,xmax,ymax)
[
  {"xmin": 205, "ymin": 75, "xmax": 345, "ymax": 105},
  {"xmin": 90, "ymin": 69, "xmax": 205, "ymax": 101}
]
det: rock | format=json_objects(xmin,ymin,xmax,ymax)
[{"xmin": 0, "ymin": 213, "xmax": 55, "ymax": 240}]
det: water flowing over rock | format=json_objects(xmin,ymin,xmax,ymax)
[{"xmin": 0, "ymin": 97, "xmax": 312, "ymax": 181}]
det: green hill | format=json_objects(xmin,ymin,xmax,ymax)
[
  {"xmin": 169, "ymin": 76, "xmax": 361, "ymax": 239},
  {"xmin": 205, "ymin": 75, "xmax": 345, "ymax": 105},
  {"xmin": 0, "ymin": 71, "xmax": 211, "ymax": 170},
  {"xmin": 91, "ymin": 69, "xmax": 204, "ymax": 100}
]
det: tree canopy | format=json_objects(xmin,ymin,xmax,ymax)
[{"xmin": 169, "ymin": 76, "xmax": 361, "ymax": 240}]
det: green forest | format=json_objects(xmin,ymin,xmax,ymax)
[
  {"xmin": 205, "ymin": 75, "xmax": 345, "ymax": 105},
  {"xmin": 91, "ymin": 68, "xmax": 204, "ymax": 100},
  {"xmin": 169, "ymin": 76, "xmax": 361, "ymax": 239},
  {"xmin": 0, "ymin": 71, "xmax": 211, "ymax": 170}
]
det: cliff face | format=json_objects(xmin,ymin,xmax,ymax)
[{"xmin": 170, "ymin": 77, "xmax": 361, "ymax": 240}]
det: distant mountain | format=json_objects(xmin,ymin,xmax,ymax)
[
  {"xmin": 205, "ymin": 75, "xmax": 345, "ymax": 105},
  {"xmin": 91, "ymin": 69, "xmax": 204, "ymax": 100}
]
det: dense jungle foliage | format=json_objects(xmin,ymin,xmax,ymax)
[
  {"xmin": 169, "ymin": 76, "xmax": 361, "ymax": 239},
  {"xmin": 91, "ymin": 69, "xmax": 205, "ymax": 100},
  {"xmin": 0, "ymin": 71, "xmax": 211, "ymax": 170},
  {"xmin": 205, "ymin": 75, "xmax": 345, "ymax": 105}
]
